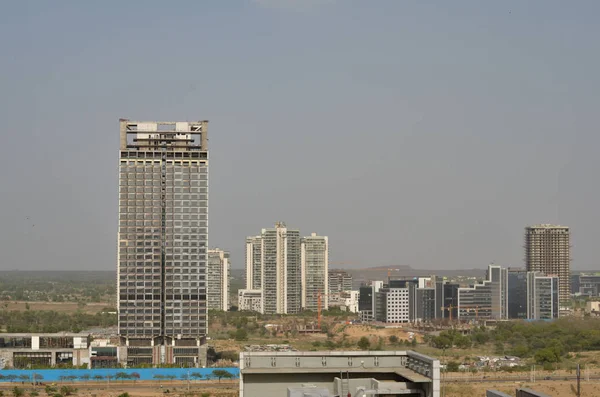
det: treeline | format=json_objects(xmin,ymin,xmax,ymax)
[
  {"xmin": 0, "ymin": 271, "xmax": 115, "ymax": 303},
  {"xmin": 0, "ymin": 310, "xmax": 116, "ymax": 333},
  {"xmin": 427, "ymin": 318, "xmax": 600, "ymax": 364}
]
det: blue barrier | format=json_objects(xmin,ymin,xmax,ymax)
[{"xmin": 0, "ymin": 367, "xmax": 239, "ymax": 382}]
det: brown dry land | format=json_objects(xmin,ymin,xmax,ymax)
[{"xmin": 5, "ymin": 301, "xmax": 111, "ymax": 315}]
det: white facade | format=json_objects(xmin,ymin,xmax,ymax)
[
  {"xmin": 385, "ymin": 288, "xmax": 410, "ymax": 323},
  {"xmin": 207, "ymin": 248, "xmax": 230, "ymax": 311},
  {"xmin": 238, "ymin": 289, "xmax": 263, "ymax": 313},
  {"xmin": 301, "ymin": 233, "xmax": 329, "ymax": 312},
  {"xmin": 328, "ymin": 290, "xmax": 359, "ymax": 313}
]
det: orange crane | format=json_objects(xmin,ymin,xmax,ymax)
[
  {"xmin": 311, "ymin": 292, "xmax": 330, "ymax": 330},
  {"xmin": 441, "ymin": 305, "xmax": 456, "ymax": 321},
  {"xmin": 458, "ymin": 305, "xmax": 481, "ymax": 320}
]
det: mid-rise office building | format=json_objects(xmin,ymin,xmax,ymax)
[
  {"xmin": 578, "ymin": 274, "xmax": 600, "ymax": 296},
  {"xmin": 527, "ymin": 272, "xmax": 559, "ymax": 320},
  {"xmin": 244, "ymin": 222, "xmax": 302, "ymax": 314},
  {"xmin": 416, "ymin": 288, "xmax": 436, "ymax": 322},
  {"xmin": 457, "ymin": 264, "xmax": 507, "ymax": 321},
  {"xmin": 358, "ymin": 281, "xmax": 384, "ymax": 322},
  {"xmin": 117, "ymin": 119, "xmax": 209, "ymax": 366},
  {"xmin": 238, "ymin": 289, "xmax": 263, "ymax": 313},
  {"xmin": 507, "ymin": 268, "xmax": 528, "ymax": 319},
  {"xmin": 442, "ymin": 283, "xmax": 460, "ymax": 320},
  {"xmin": 207, "ymin": 248, "xmax": 230, "ymax": 311},
  {"xmin": 301, "ymin": 233, "xmax": 329, "ymax": 312},
  {"xmin": 328, "ymin": 270, "xmax": 353, "ymax": 293},
  {"xmin": 525, "ymin": 224, "xmax": 571, "ymax": 306}
]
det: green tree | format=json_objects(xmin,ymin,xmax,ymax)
[
  {"xmin": 234, "ymin": 328, "xmax": 248, "ymax": 341},
  {"xmin": 190, "ymin": 372, "xmax": 203, "ymax": 381},
  {"xmin": 358, "ymin": 337, "xmax": 371, "ymax": 350},
  {"xmin": 388, "ymin": 335, "xmax": 399, "ymax": 344},
  {"xmin": 535, "ymin": 347, "xmax": 560, "ymax": 364},
  {"xmin": 115, "ymin": 372, "xmax": 130, "ymax": 382},
  {"xmin": 130, "ymin": 372, "xmax": 140, "ymax": 383},
  {"xmin": 79, "ymin": 374, "xmax": 90, "ymax": 382},
  {"xmin": 59, "ymin": 386, "xmax": 77, "ymax": 396},
  {"xmin": 446, "ymin": 361, "xmax": 460, "ymax": 372},
  {"xmin": 211, "ymin": 370, "xmax": 232, "ymax": 382},
  {"xmin": 11, "ymin": 388, "xmax": 24, "ymax": 397},
  {"xmin": 166, "ymin": 375, "xmax": 177, "ymax": 382},
  {"xmin": 117, "ymin": 393, "xmax": 130, "ymax": 397},
  {"xmin": 92, "ymin": 375, "xmax": 104, "ymax": 381}
]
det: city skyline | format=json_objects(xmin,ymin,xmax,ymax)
[{"xmin": 2, "ymin": 1, "xmax": 600, "ymax": 271}]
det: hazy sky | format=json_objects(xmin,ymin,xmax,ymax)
[{"xmin": 1, "ymin": 1, "xmax": 599, "ymax": 271}]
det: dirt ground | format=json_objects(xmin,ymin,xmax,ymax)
[
  {"xmin": 0, "ymin": 380, "xmax": 237, "ymax": 397},
  {"xmin": 4, "ymin": 301, "xmax": 111, "ymax": 314},
  {"xmin": 339, "ymin": 324, "xmax": 422, "ymax": 343}
]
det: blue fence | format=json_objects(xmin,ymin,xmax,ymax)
[{"xmin": 0, "ymin": 368, "xmax": 239, "ymax": 382}]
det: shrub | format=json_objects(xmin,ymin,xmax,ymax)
[
  {"xmin": 358, "ymin": 337, "xmax": 370, "ymax": 350},
  {"xmin": 11, "ymin": 388, "xmax": 24, "ymax": 397}
]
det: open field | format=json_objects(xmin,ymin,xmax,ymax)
[
  {"xmin": 3, "ymin": 301, "xmax": 111, "ymax": 315},
  {"xmin": 0, "ymin": 380, "xmax": 238, "ymax": 397}
]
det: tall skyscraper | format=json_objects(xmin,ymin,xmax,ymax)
[
  {"xmin": 301, "ymin": 233, "xmax": 329, "ymax": 312},
  {"xmin": 117, "ymin": 119, "xmax": 208, "ymax": 366},
  {"xmin": 244, "ymin": 222, "xmax": 302, "ymax": 314},
  {"xmin": 525, "ymin": 224, "xmax": 571, "ymax": 306},
  {"xmin": 207, "ymin": 249, "xmax": 230, "ymax": 311}
]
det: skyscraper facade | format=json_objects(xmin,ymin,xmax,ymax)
[
  {"xmin": 301, "ymin": 233, "xmax": 329, "ymax": 312},
  {"xmin": 507, "ymin": 268, "xmax": 528, "ymax": 319},
  {"xmin": 117, "ymin": 120, "xmax": 208, "ymax": 366},
  {"xmin": 525, "ymin": 224, "xmax": 571, "ymax": 306},
  {"xmin": 207, "ymin": 248, "xmax": 230, "ymax": 311},
  {"xmin": 245, "ymin": 236, "xmax": 263, "ymax": 290}
]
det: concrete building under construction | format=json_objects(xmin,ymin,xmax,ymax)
[
  {"xmin": 117, "ymin": 119, "xmax": 209, "ymax": 366},
  {"xmin": 525, "ymin": 224, "xmax": 571, "ymax": 306}
]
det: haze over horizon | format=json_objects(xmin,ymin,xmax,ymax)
[{"xmin": 1, "ymin": 1, "xmax": 599, "ymax": 271}]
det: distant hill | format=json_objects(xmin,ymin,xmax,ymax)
[{"xmin": 344, "ymin": 266, "xmax": 487, "ymax": 289}]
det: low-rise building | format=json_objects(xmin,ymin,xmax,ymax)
[
  {"xmin": 328, "ymin": 290, "xmax": 359, "ymax": 312},
  {"xmin": 239, "ymin": 350, "xmax": 440, "ymax": 397},
  {"xmin": 238, "ymin": 289, "xmax": 263, "ymax": 313},
  {"xmin": 0, "ymin": 333, "xmax": 91, "ymax": 369},
  {"xmin": 585, "ymin": 301, "xmax": 600, "ymax": 315}
]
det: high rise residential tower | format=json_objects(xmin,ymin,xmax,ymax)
[
  {"xmin": 525, "ymin": 224, "xmax": 571, "ymax": 306},
  {"xmin": 301, "ymin": 233, "xmax": 329, "ymax": 312},
  {"xmin": 117, "ymin": 119, "xmax": 208, "ymax": 366},
  {"xmin": 207, "ymin": 248, "xmax": 230, "ymax": 311},
  {"xmin": 328, "ymin": 270, "xmax": 353, "ymax": 293},
  {"xmin": 244, "ymin": 222, "xmax": 302, "ymax": 314}
]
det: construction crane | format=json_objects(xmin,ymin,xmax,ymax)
[
  {"xmin": 310, "ymin": 292, "xmax": 330, "ymax": 330},
  {"xmin": 440, "ymin": 305, "xmax": 456, "ymax": 321},
  {"xmin": 458, "ymin": 305, "xmax": 481, "ymax": 320}
]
